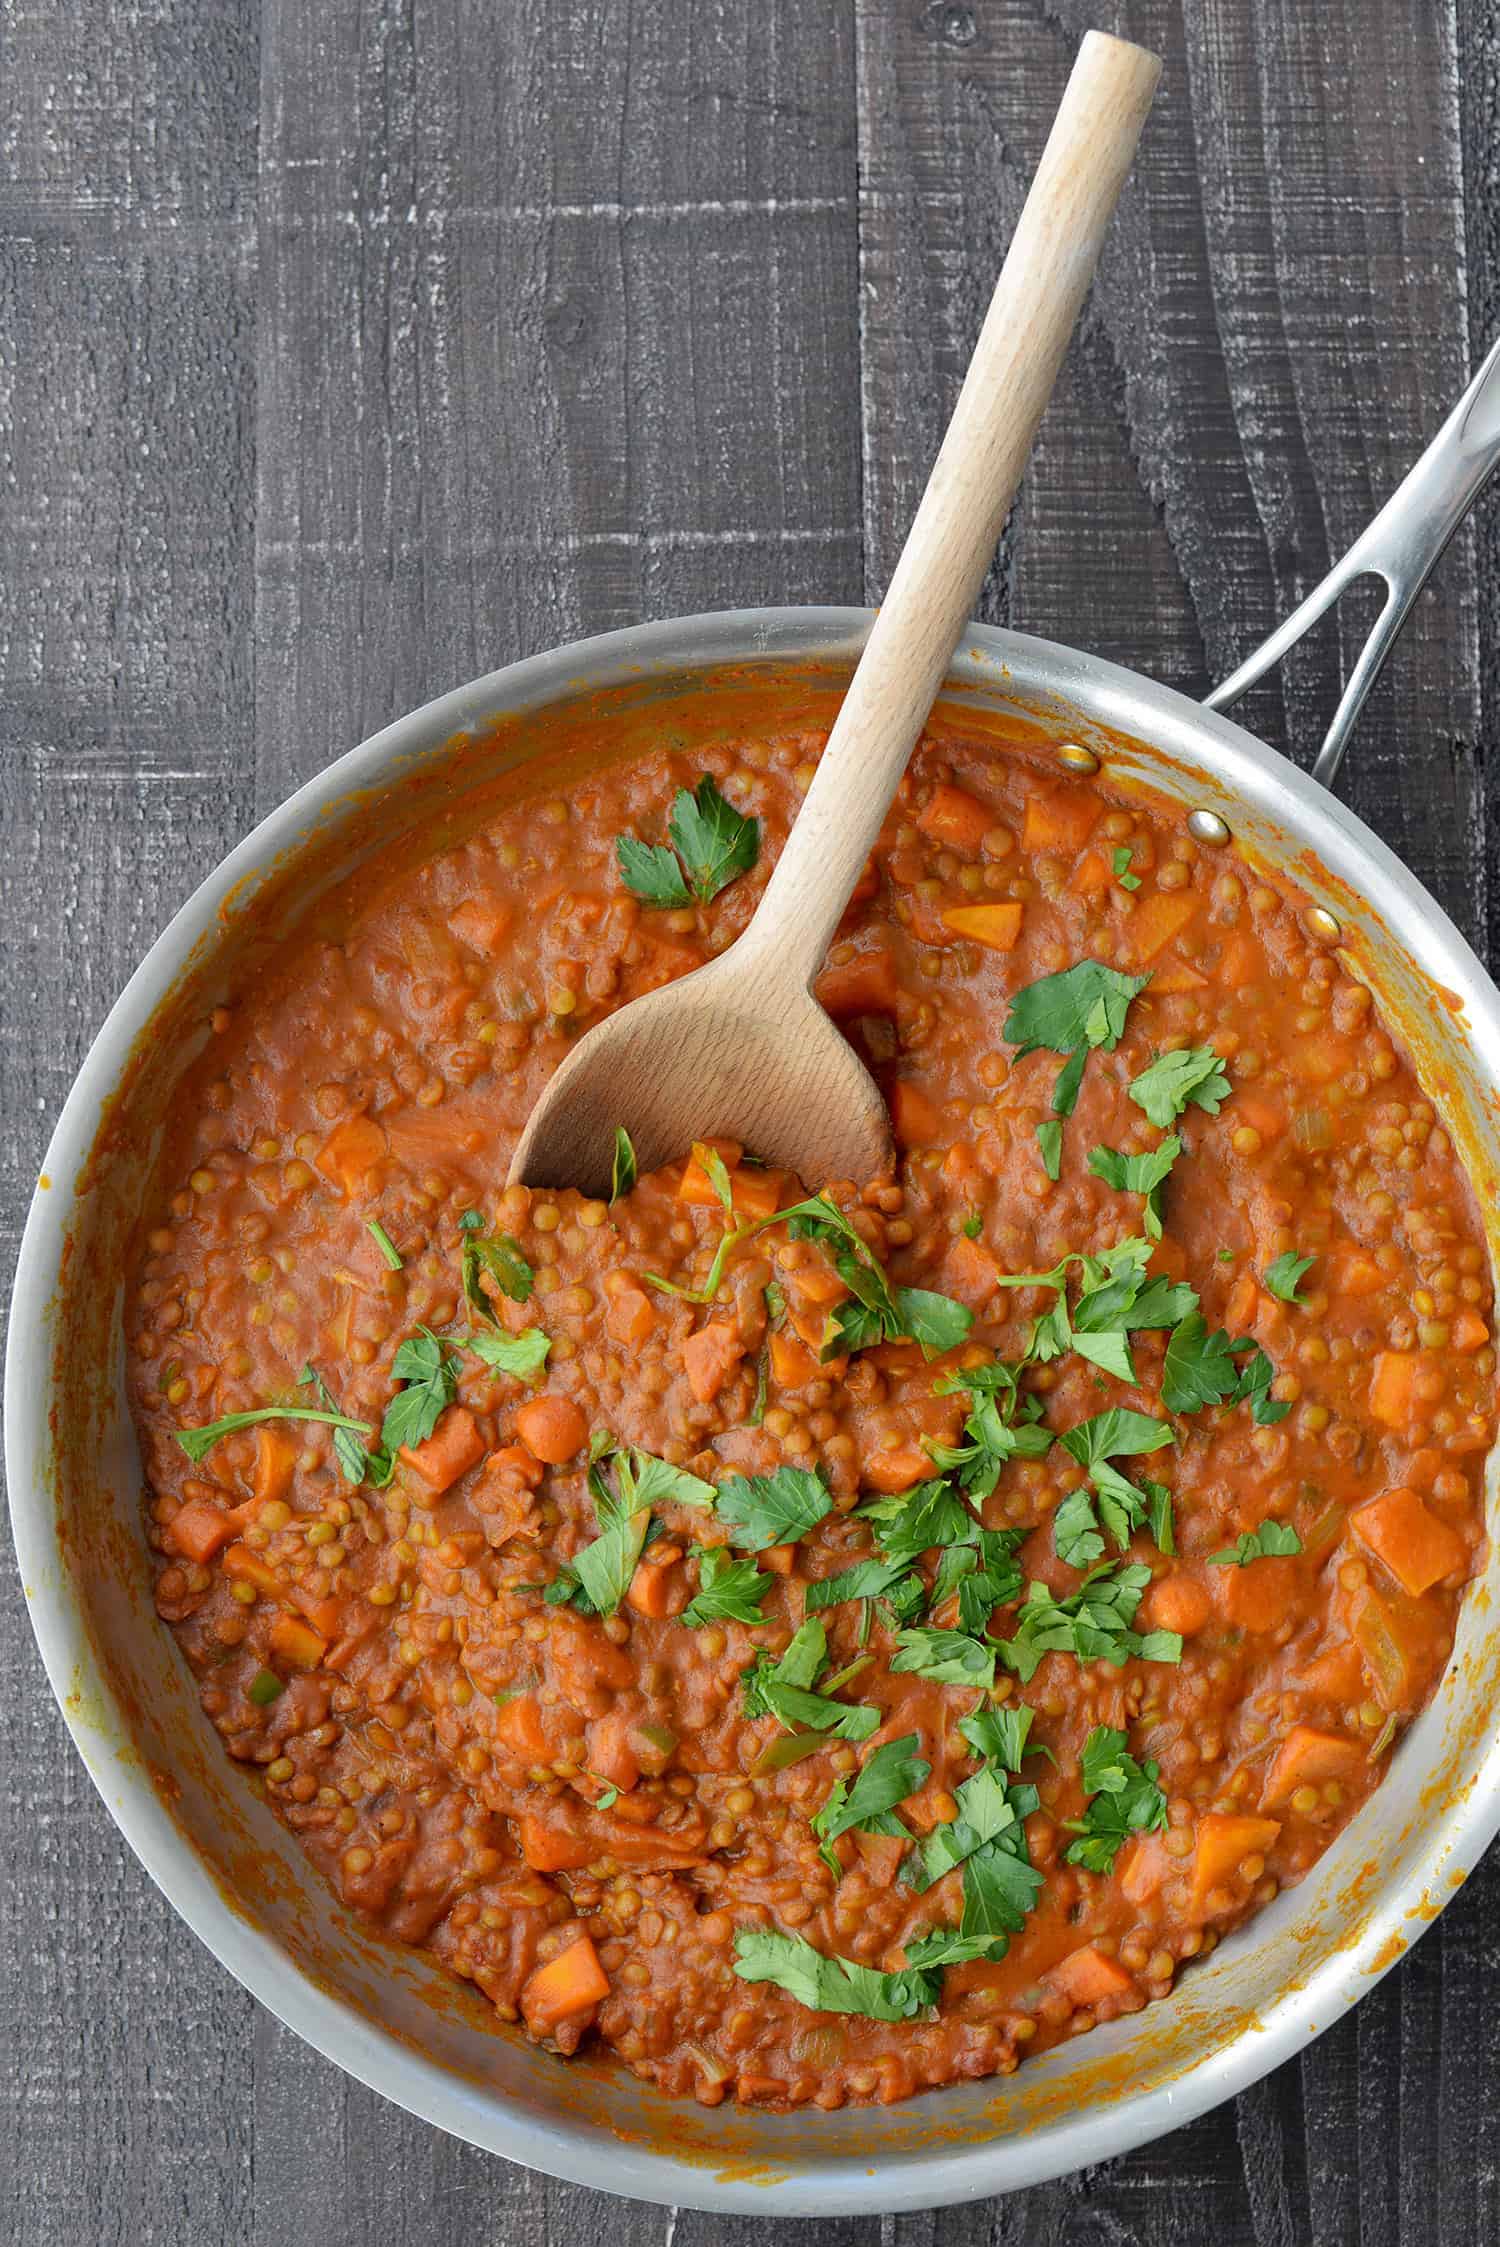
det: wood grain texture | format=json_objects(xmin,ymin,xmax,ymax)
[{"xmin": 1, "ymin": 0, "xmax": 1496, "ymax": 2240}]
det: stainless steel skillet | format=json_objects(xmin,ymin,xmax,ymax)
[{"xmin": 7, "ymin": 338, "xmax": 1500, "ymax": 2215}]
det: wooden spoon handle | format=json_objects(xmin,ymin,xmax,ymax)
[{"xmin": 739, "ymin": 29, "xmax": 1160, "ymax": 999}]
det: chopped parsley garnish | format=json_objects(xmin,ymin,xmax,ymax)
[
  {"xmin": 996, "ymin": 1563, "xmax": 1182, "ymax": 1683},
  {"xmin": 998, "ymin": 1237, "xmax": 1195, "ymax": 1383},
  {"xmin": 460, "ymin": 1224, "xmax": 533, "ymax": 1324},
  {"xmin": 1161, "ymin": 1314, "xmax": 1290, "ymax": 1424},
  {"xmin": 616, "ymin": 775, "xmax": 760, "ymax": 908},
  {"xmin": 682, "ymin": 1546, "xmax": 769, "ymax": 1627},
  {"xmin": 1210, "ymin": 1521, "xmax": 1303, "ymax": 1566},
  {"xmin": 960, "ymin": 1703, "xmax": 1045, "ymax": 1772},
  {"xmin": 741, "ymin": 1618, "xmax": 879, "ymax": 1739},
  {"xmin": 778, "ymin": 1193, "xmax": 972, "ymax": 1360},
  {"xmin": 691, "ymin": 1139, "xmax": 736, "ymax": 1219},
  {"xmin": 890, "ymin": 1626, "xmax": 996, "ymax": 1688},
  {"xmin": 545, "ymin": 1445, "xmax": 714, "ymax": 1617},
  {"xmin": 607, "ymin": 1448, "xmax": 716, "ymax": 1512},
  {"xmin": 913, "ymin": 1761, "xmax": 1039, "ymax": 1900},
  {"xmin": 174, "ymin": 1401, "xmax": 375, "ymax": 1468},
  {"xmin": 1064, "ymin": 1725, "xmax": 1168, "ymax": 1872},
  {"xmin": 1128, "ymin": 1045, "xmax": 1231, "ymax": 1130},
  {"xmin": 1056, "ymin": 1409, "xmax": 1174, "ymax": 1557},
  {"xmin": 715, "ymin": 1465, "xmax": 833, "ymax": 1552},
  {"xmin": 1112, "ymin": 845, "xmax": 1141, "ymax": 891},
  {"xmin": 812, "ymin": 1733, "xmax": 929, "ymax": 1872},
  {"xmin": 299, "ymin": 1363, "xmax": 393, "ymax": 1487},
  {"xmin": 610, "ymin": 1126, "xmax": 637, "ymax": 1203},
  {"xmin": 928, "ymin": 1362, "xmax": 1052, "ymax": 1500},
  {"xmin": 732, "ymin": 1930, "xmax": 937, "ymax": 2021},
  {"xmin": 379, "ymin": 1329, "xmax": 459, "ymax": 1456},
  {"xmin": 1004, "ymin": 960, "xmax": 1150, "ymax": 1059},
  {"xmin": 366, "ymin": 1218, "xmax": 403, "ymax": 1270},
  {"xmin": 1086, "ymin": 1135, "xmax": 1181, "ymax": 1241},
  {"xmin": 1264, "ymin": 1250, "xmax": 1315, "ymax": 1303},
  {"xmin": 1036, "ymin": 1119, "xmax": 1063, "ymax": 1179},
  {"xmin": 466, "ymin": 1328, "xmax": 551, "ymax": 1380},
  {"xmin": 805, "ymin": 1556, "xmax": 914, "ymax": 1614}
]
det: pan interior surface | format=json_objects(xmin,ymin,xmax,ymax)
[{"xmin": 11, "ymin": 611, "xmax": 1500, "ymax": 2212}]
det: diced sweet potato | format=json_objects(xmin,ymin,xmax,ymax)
[
  {"xmin": 890, "ymin": 1079, "xmax": 944, "ymax": 1149},
  {"xmin": 626, "ymin": 1555, "xmax": 689, "ymax": 1619},
  {"xmin": 400, "ymin": 1405, "xmax": 487, "ymax": 1492},
  {"xmin": 495, "ymin": 1692, "xmax": 552, "ymax": 1763},
  {"xmin": 1128, "ymin": 891, "xmax": 1199, "ymax": 963},
  {"xmin": 253, "ymin": 1424, "xmax": 298, "ymax": 1508},
  {"xmin": 1368, "ymin": 1352, "xmax": 1422, "ymax": 1430},
  {"xmin": 940, "ymin": 901, "xmax": 1024, "ymax": 952},
  {"xmin": 1260, "ymin": 1724, "xmax": 1366, "ymax": 1809},
  {"xmin": 1042, "ymin": 1944, "xmax": 1134, "ymax": 2010},
  {"xmin": 1212, "ymin": 1554, "xmax": 1299, "ymax": 1634},
  {"xmin": 678, "ymin": 1140, "xmax": 743, "ymax": 1204},
  {"xmin": 682, "ymin": 1322, "xmax": 746, "ymax": 1405},
  {"xmin": 1069, "ymin": 847, "xmax": 1113, "ymax": 897},
  {"xmin": 1351, "ymin": 1485, "xmax": 1466, "ymax": 1596},
  {"xmin": 945, "ymin": 1232, "xmax": 1001, "ymax": 1301},
  {"xmin": 166, "ymin": 1499, "xmax": 240, "ymax": 1565},
  {"xmin": 1332, "ymin": 1247, "xmax": 1385, "ymax": 1299},
  {"xmin": 1150, "ymin": 960, "xmax": 1209, "ymax": 994},
  {"xmin": 814, "ymin": 949, "xmax": 901, "ymax": 1019},
  {"xmin": 268, "ymin": 1612, "xmax": 327, "ymax": 1672},
  {"xmin": 221, "ymin": 1541, "xmax": 282, "ymax": 1596},
  {"xmin": 514, "ymin": 1395, "xmax": 588, "ymax": 1465},
  {"xmin": 1119, "ymin": 1837, "xmax": 1169, "ymax": 1905},
  {"xmin": 1188, "ymin": 1813, "xmax": 1281, "ymax": 1916},
  {"xmin": 917, "ymin": 783, "xmax": 994, "ymax": 854},
  {"xmin": 522, "ymin": 1935, "xmax": 611, "ymax": 2033},
  {"xmin": 1453, "ymin": 1310, "xmax": 1490, "ymax": 1354},
  {"xmin": 726, "ymin": 1167, "xmax": 785, "ymax": 1223},
  {"xmin": 1232, "ymin": 1093, "xmax": 1286, "ymax": 1143},
  {"xmin": 606, "ymin": 1285, "xmax": 657, "ymax": 1346},
  {"xmin": 314, "ymin": 1112, "xmax": 388, "ymax": 1197},
  {"xmin": 769, "ymin": 1329, "xmax": 821, "ymax": 1389},
  {"xmin": 450, "ymin": 896, "xmax": 514, "ymax": 954},
  {"xmin": 1218, "ymin": 930, "xmax": 1261, "ymax": 989},
  {"xmin": 1022, "ymin": 788, "xmax": 1100, "ymax": 854}
]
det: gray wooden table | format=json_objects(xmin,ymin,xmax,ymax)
[{"xmin": 4, "ymin": 1, "xmax": 1500, "ymax": 2240}]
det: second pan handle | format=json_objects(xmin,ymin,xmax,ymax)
[{"xmin": 1204, "ymin": 331, "xmax": 1500, "ymax": 789}]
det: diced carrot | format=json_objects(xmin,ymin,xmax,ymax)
[
  {"xmin": 917, "ymin": 783, "xmax": 995, "ymax": 855},
  {"xmin": 791, "ymin": 1261, "xmax": 849, "ymax": 1308},
  {"xmin": 1298, "ymin": 1639, "xmax": 1366, "ymax": 1703},
  {"xmin": 727, "ymin": 1168, "xmax": 786, "ymax": 1223},
  {"xmin": 1188, "ymin": 1813, "xmax": 1281, "ymax": 1916},
  {"xmin": 890, "ymin": 1079, "xmax": 944, "ymax": 1149},
  {"xmin": 1260, "ymin": 1724, "xmax": 1366, "ymax": 1809},
  {"xmin": 292, "ymin": 1592, "xmax": 347, "ymax": 1639},
  {"xmin": 814, "ymin": 949, "xmax": 901, "ymax": 1019},
  {"xmin": 496, "ymin": 1692, "xmax": 552, "ymax": 1762},
  {"xmin": 682, "ymin": 1322, "xmax": 746, "ymax": 1405},
  {"xmin": 1368, "ymin": 1351, "xmax": 1422, "ymax": 1430},
  {"xmin": 678, "ymin": 1140, "xmax": 743, "ymax": 1204},
  {"xmin": 1119, "ymin": 1836, "xmax": 1169, "ymax": 1905},
  {"xmin": 1149, "ymin": 960, "xmax": 1210, "ymax": 994},
  {"xmin": 517, "ymin": 1816, "xmax": 594, "ymax": 1872},
  {"xmin": 400, "ymin": 1405, "xmax": 487, "ymax": 1492},
  {"xmin": 1070, "ymin": 847, "xmax": 1113, "ymax": 897},
  {"xmin": 940, "ymin": 901, "xmax": 1024, "ymax": 953},
  {"xmin": 1127, "ymin": 891, "xmax": 1199, "ymax": 963},
  {"xmin": 450, "ymin": 896, "xmax": 513, "ymax": 954},
  {"xmin": 606, "ymin": 1285, "xmax": 656, "ymax": 1346},
  {"xmin": 253, "ymin": 1424, "xmax": 298, "ymax": 1509},
  {"xmin": 862, "ymin": 1443, "xmax": 933, "ymax": 1495},
  {"xmin": 1453, "ymin": 1310, "xmax": 1490, "ymax": 1353},
  {"xmin": 1218, "ymin": 930, "xmax": 1261, "ymax": 989},
  {"xmin": 1140, "ymin": 1573, "xmax": 1212, "ymax": 1638},
  {"xmin": 268, "ymin": 1612, "xmax": 327, "ymax": 1672},
  {"xmin": 945, "ymin": 1234, "xmax": 1001, "ymax": 1300},
  {"xmin": 1022, "ymin": 788, "xmax": 1100, "ymax": 855},
  {"xmin": 514, "ymin": 1395, "xmax": 588, "ymax": 1465},
  {"xmin": 585, "ymin": 1712, "xmax": 641, "ymax": 1793},
  {"xmin": 1332, "ymin": 1247, "xmax": 1385, "ymax": 1299},
  {"xmin": 166, "ymin": 1500, "xmax": 238, "ymax": 1565},
  {"xmin": 760, "ymin": 1544, "xmax": 797, "ymax": 1577},
  {"xmin": 221, "ymin": 1541, "xmax": 282, "ymax": 1596},
  {"xmin": 482, "ymin": 1443, "xmax": 546, "ymax": 1491},
  {"xmin": 1042, "ymin": 1944, "xmax": 1134, "ymax": 2009},
  {"xmin": 1214, "ymin": 1554, "xmax": 1299, "ymax": 1634},
  {"xmin": 522, "ymin": 1935, "xmax": 611, "ymax": 2032},
  {"xmin": 626, "ymin": 1556, "xmax": 689, "ymax": 1619},
  {"xmin": 1351, "ymin": 1486, "xmax": 1466, "ymax": 1597},
  {"xmin": 1231, "ymin": 1093, "xmax": 1285, "ymax": 1142},
  {"xmin": 314, "ymin": 1112, "xmax": 388, "ymax": 1197},
  {"xmin": 769, "ymin": 1329, "xmax": 820, "ymax": 1389}
]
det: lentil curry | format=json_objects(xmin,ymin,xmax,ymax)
[{"xmin": 129, "ymin": 713, "xmax": 1496, "ymax": 2111}]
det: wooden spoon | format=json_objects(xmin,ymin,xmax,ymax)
[{"xmin": 509, "ymin": 29, "xmax": 1160, "ymax": 1199}]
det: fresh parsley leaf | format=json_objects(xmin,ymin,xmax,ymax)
[
  {"xmin": 691, "ymin": 1139, "xmax": 736, "ymax": 1220},
  {"xmin": 1053, "ymin": 1487, "xmax": 1105, "ymax": 1569},
  {"xmin": 1036, "ymin": 1119, "xmax": 1063, "ymax": 1180},
  {"xmin": 1128, "ymin": 1046, "xmax": 1231, "ymax": 1130},
  {"xmin": 569, "ymin": 1488, "xmax": 652, "ymax": 1619},
  {"xmin": 733, "ymin": 1930, "xmax": 937, "ymax": 2021},
  {"xmin": 461, "ymin": 1226, "xmax": 533, "ymax": 1324},
  {"xmin": 612, "ymin": 1449, "xmax": 716, "ymax": 1511},
  {"xmin": 1004, "ymin": 960, "xmax": 1150, "ymax": 1058},
  {"xmin": 805, "ymin": 1557, "xmax": 914, "ymax": 1613},
  {"xmin": 1210, "ymin": 1521, "xmax": 1303, "ymax": 1567},
  {"xmin": 895, "ymin": 1286, "xmax": 974, "ymax": 1356},
  {"xmin": 957, "ymin": 1834, "xmax": 1045, "ymax": 1945},
  {"xmin": 813, "ymin": 1733, "xmax": 930, "ymax": 1871},
  {"xmin": 1160, "ymin": 1311, "xmax": 1242, "ymax": 1413},
  {"xmin": 1060, "ymin": 1407, "xmax": 1175, "ymax": 1469},
  {"xmin": 960, "ymin": 1703, "xmax": 1044, "ymax": 1772},
  {"xmin": 861, "ymin": 1478, "xmax": 978, "ymax": 1565},
  {"xmin": 927, "ymin": 1371, "xmax": 1052, "ymax": 1502},
  {"xmin": 952, "ymin": 1530, "xmax": 1027, "ymax": 1632},
  {"xmin": 610, "ymin": 1126, "xmax": 637, "ymax": 1203},
  {"xmin": 996, "ymin": 1563, "xmax": 1182, "ymax": 1683},
  {"xmin": 1112, "ymin": 845, "xmax": 1141, "ymax": 891},
  {"xmin": 380, "ymin": 1330, "xmax": 459, "ymax": 1456},
  {"xmin": 615, "ymin": 834, "xmax": 693, "ymax": 908},
  {"xmin": 741, "ymin": 1619, "xmax": 879, "ymax": 1738},
  {"xmin": 592, "ymin": 1780, "xmax": 620, "ymax": 1811},
  {"xmin": 174, "ymin": 1401, "xmax": 377, "ymax": 1467},
  {"xmin": 1264, "ymin": 1251, "xmax": 1315, "ymax": 1304},
  {"xmin": 1143, "ymin": 1479, "xmax": 1175, "ymax": 1556},
  {"xmin": 366, "ymin": 1218, "xmax": 403, "ymax": 1270},
  {"xmin": 668, "ymin": 776, "xmax": 760, "ymax": 903},
  {"xmin": 715, "ymin": 1465, "xmax": 833, "ymax": 1552},
  {"xmin": 1051, "ymin": 1048, "xmax": 1088, "ymax": 1118},
  {"xmin": 913, "ymin": 1763, "xmax": 1029, "ymax": 1890},
  {"xmin": 1086, "ymin": 1136, "xmax": 1182, "ymax": 1242},
  {"xmin": 466, "ymin": 1328, "xmax": 551, "ymax": 1380},
  {"xmin": 682, "ymin": 1546, "xmax": 769, "ymax": 1627},
  {"xmin": 890, "ymin": 1626, "xmax": 996, "ymax": 1689},
  {"xmin": 1064, "ymin": 1724, "xmax": 1168, "ymax": 1872},
  {"xmin": 1234, "ymin": 1347, "xmax": 1291, "ymax": 1425},
  {"xmin": 902, "ymin": 1928, "xmax": 1010, "ymax": 1970},
  {"xmin": 297, "ymin": 1364, "xmax": 387, "ymax": 1487}
]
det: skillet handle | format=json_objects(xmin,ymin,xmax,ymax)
[{"xmin": 1204, "ymin": 331, "xmax": 1500, "ymax": 789}]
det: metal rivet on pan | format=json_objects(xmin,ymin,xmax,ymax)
[
  {"xmin": 1305, "ymin": 906, "xmax": 1342, "ymax": 943},
  {"xmin": 1186, "ymin": 808, "xmax": 1231, "ymax": 846},
  {"xmin": 1055, "ymin": 742, "xmax": 1099, "ymax": 774}
]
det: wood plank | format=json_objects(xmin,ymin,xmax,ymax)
[{"xmin": 0, "ymin": 3, "xmax": 262, "ymax": 2244}]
